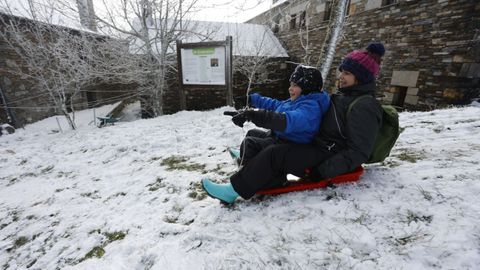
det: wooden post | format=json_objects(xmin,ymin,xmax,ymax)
[
  {"xmin": 176, "ymin": 40, "xmax": 187, "ymax": 110},
  {"xmin": 225, "ymin": 36, "xmax": 233, "ymax": 106}
]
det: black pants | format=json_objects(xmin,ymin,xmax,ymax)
[
  {"xmin": 239, "ymin": 129, "xmax": 275, "ymax": 166},
  {"xmin": 230, "ymin": 143, "xmax": 335, "ymax": 199}
]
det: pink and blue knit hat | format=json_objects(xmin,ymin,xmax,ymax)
[{"xmin": 338, "ymin": 42, "xmax": 385, "ymax": 84}]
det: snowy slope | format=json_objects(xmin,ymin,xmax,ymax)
[{"xmin": 1, "ymin": 104, "xmax": 480, "ymax": 270}]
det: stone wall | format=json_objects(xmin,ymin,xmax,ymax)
[
  {"xmin": 0, "ymin": 13, "xmax": 136, "ymax": 127},
  {"xmin": 249, "ymin": 0, "xmax": 480, "ymax": 110}
]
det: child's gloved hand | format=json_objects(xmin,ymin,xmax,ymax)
[
  {"xmin": 223, "ymin": 111, "xmax": 238, "ymax": 117},
  {"xmin": 224, "ymin": 110, "xmax": 248, "ymax": 127},
  {"xmin": 231, "ymin": 111, "xmax": 248, "ymax": 127}
]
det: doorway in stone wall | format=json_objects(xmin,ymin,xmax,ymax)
[
  {"xmin": 391, "ymin": 86, "xmax": 408, "ymax": 107},
  {"xmin": 86, "ymin": 91, "xmax": 97, "ymax": 108}
]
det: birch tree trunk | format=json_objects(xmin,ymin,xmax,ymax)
[{"xmin": 318, "ymin": 0, "xmax": 349, "ymax": 84}]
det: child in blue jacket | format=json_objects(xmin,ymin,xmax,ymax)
[
  {"xmin": 202, "ymin": 65, "xmax": 330, "ymax": 202},
  {"xmin": 228, "ymin": 65, "xmax": 330, "ymax": 165}
]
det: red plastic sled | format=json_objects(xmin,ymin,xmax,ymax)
[{"xmin": 255, "ymin": 167, "xmax": 364, "ymax": 195}]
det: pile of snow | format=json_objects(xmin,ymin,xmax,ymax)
[{"xmin": 1, "ymin": 104, "xmax": 480, "ymax": 269}]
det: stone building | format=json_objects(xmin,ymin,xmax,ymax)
[
  {"xmin": 0, "ymin": 12, "xmax": 136, "ymax": 127},
  {"xmin": 248, "ymin": 0, "xmax": 480, "ymax": 110}
]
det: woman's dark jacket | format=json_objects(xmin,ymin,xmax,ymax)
[{"xmin": 314, "ymin": 82, "xmax": 383, "ymax": 178}]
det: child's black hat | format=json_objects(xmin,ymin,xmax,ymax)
[{"xmin": 289, "ymin": 65, "xmax": 323, "ymax": 94}]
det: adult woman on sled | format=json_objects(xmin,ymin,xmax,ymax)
[{"xmin": 202, "ymin": 42, "xmax": 386, "ymax": 204}]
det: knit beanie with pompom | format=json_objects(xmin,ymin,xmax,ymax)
[{"xmin": 338, "ymin": 42, "xmax": 385, "ymax": 84}]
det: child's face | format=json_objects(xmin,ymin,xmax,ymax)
[
  {"xmin": 338, "ymin": 70, "xmax": 357, "ymax": 88},
  {"xmin": 289, "ymin": 82, "xmax": 303, "ymax": 101}
]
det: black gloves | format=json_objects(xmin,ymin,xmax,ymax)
[
  {"xmin": 223, "ymin": 111, "xmax": 238, "ymax": 117},
  {"xmin": 223, "ymin": 110, "xmax": 248, "ymax": 127},
  {"xmin": 232, "ymin": 112, "xmax": 248, "ymax": 127},
  {"xmin": 224, "ymin": 109, "xmax": 287, "ymax": 131},
  {"xmin": 303, "ymin": 166, "xmax": 324, "ymax": 181}
]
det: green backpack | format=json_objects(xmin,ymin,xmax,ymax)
[{"xmin": 347, "ymin": 96, "xmax": 400, "ymax": 164}]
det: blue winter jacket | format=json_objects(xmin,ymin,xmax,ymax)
[{"xmin": 249, "ymin": 92, "xmax": 330, "ymax": 144}]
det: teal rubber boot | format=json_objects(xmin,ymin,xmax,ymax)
[
  {"xmin": 201, "ymin": 178, "xmax": 239, "ymax": 204},
  {"xmin": 228, "ymin": 147, "xmax": 240, "ymax": 159},
  {"xmin": 227, "ymin": 148, "xmax": 241, "ymax": 166}
]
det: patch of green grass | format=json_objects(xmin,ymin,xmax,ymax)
[
  {"xmin": 417, "ymin": 186, "xmax": 433, "ymax": 201},
  {"xmin": 82, "ymin": 246, "xmax": 105, "ymax": 260},
  {"xmin": 105, "ymin": 231, "xmax": 126, "ymax": 242},
  {"xmin": 161, "ymin": 156, "xmax": 187, "ymax": 167},
  {"xmin": 393, "ymin": 232, "xmax": 431, "ymax": 246},
  {"xmin": 7, "ymin": 177, "xmax": 18, "ymax": 185},
  {"xmin": 382, "ymin": 160, "xmax": 401, "ymax": 168},
  {"xmin": 147, "ymin": 177, "xmax": 165, "ymax": 191},
  {"xmin": 393, "ymin": 149, "xmax": 425, "ymax": 163},
  {"xmin": 163, "ymin": 216, "xmax": 179, "ymax": 224},
  {"xmin": 12, "ymin": 211, "xmax": 19, "ymax": 222},
  {"xmin": 56, "ymin": 171, "xmax": 75, "ymax": 178},
  {"xmin": 205, "ymin": 164, "xmax": 229, "ymax": 175},
  {"xmin": 351, "ymin": 213, "xmax": 369, "ymax": 225},
  {"xmin": 89, "ymin": 229, "xmax": 101, "ymax": 235},
  {"xmin": 20, "ymin": 172, "xmax": 37, "ymax": 178},
  {"xmin": 80, "ymin": 191, "xmax": 100, "ymax": 199},
  {"xmin": 397, "ymin": 152, "xmax": 419, "ymax": 163},
  {"xmin": 41, "ymin": 165, "xmax": 54, "ymax": 174},
  {"xmin": 419, "ymin": 121, "xmax": 436, "ymax": 125},
  {"xmin": 324, "ymin": 191, "xmax": 345, "ymax": 201},
  {"xmin": 405, "ymin": 210, "xmax": 433, "ymax": 225},
  {"xmin": 160, "ymin": 156, "xmax": 206, "ymax": 172},
  {"xmin": 188, "ymin": 182, "xmax": 207, "ymax": 201},
  {"xmin": 454, "ymin": 119, "xmax": 477, "ymax": 124},
  {"xmin": 80, "ymin": 230, "xmax": 127, "ymax": 263},
  {"xmin": 9, "ymin": 236, "xmax": 29, "ymax": 251}
]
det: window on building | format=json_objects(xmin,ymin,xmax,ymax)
[
  {"xmin": 289, "ymin": 13, "xmax": 297, "ymax": 29},
  {"xmin": 323, "ymin": 1, "xmax": 332, "ymax": 21},
  {"xmin": 273, "ymin": 14, "xmax": 280, "ymax": 33},
  {"xmin": 391, "ymin": 86, "xmax": 408, "ymax": 107},
  {"xmin": 299, "ymin": 11, "xmax": 306, "ymax": 27},
  {"xmin": 382, "ymin": 0, "xmax": 397, "ymax": 6}
]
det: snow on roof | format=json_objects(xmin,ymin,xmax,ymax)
[
  {"xmin": 1, "ymin": 0, "xmax": 289, "ymax": 58},
  {"xmin": 131, "ymin": 19, "xmax": 289, "ymax": 58},
  {"xmin": 0, "ymin": 0, "xmax": 94, "ymax": 33},
  {"xmin": 183, "ymin": 20, "xmax": 289, "ymax": 58}
]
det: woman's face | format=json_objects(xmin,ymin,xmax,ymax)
[
  {"xmin": 289, "ymin": 82, "xmax": 303, "ymax": 101},
  {"xmin": 338, "ymin": 70, "xmax": 357, "ymax": 88}
]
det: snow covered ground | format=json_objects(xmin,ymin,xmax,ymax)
[{"xmin": 1, "ymin": 103, "xmax": 480, "ymax": 269}]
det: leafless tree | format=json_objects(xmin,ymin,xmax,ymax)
[
  {"xmin": 0, "ymin": 1, "xmax": 139, "ymax": 129},
  {"xmin": 78, "ymin": 0, "xmax": 213, "ymax": 117},
  {"xmin": 232, "ymin": 24, "xmax": 280, "ymax": 104},
  {"xmin": 1, "ymin": 0, "xmax": 277, "ymax": 124}
]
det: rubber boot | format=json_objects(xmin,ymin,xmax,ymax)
[
  {"xmin": 201, "ymin": 178, "xmax": 239, "ymax": 204},
  {"xmin": 228, "ymin": 147, "xmax": 240, "ymax": 159}
]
